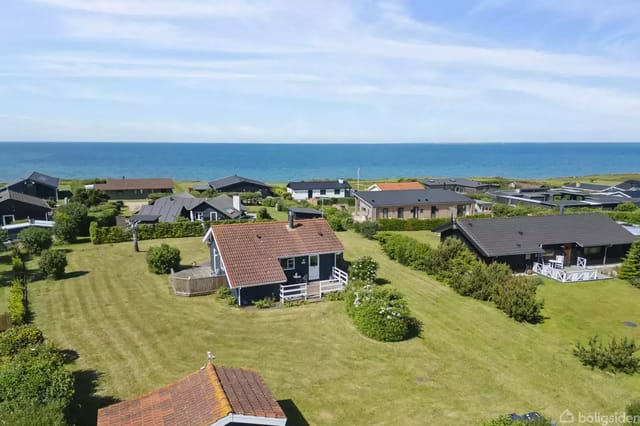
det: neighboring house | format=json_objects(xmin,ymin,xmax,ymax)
[
  {"xmin": 367, "ymin": 181, "xmax": 424, "ymax": 191},
  {"xmin": 0, "ymin": 171, "xmax": 59, "ymax": 201},
  {"xmin": 353, "ymin": 189, "xmax": 474, "ymax": 221},
  {"xmin": 617, "ymin": 180, "xmax": 640, "ymax": 191},
  {"xmin": 508, "ymin": 181, "xmax": 548, "ymax": 192},
  {"xmin": 203, "ymin": 217, "xmax": 346, "ymax": 305},
  {"xmin": 131, "ymin": 193, "xmax": 245, "ymax": 223},
  {"xmin": 92, "ymin": 178, "xmax": 174, "ymax": 200},
  {"xmin": 436, "ymin": 214, "xmax": 636, "ymax": 272},
  {"xmin": 488, "ymin": 190, "xmax": 639, "ymax": 211},
  {"xmin": 474, "ymin": 199, "xmax": 493, "ymax": 214},
  {"xmin": 0, "ymin": 190, "xmax": 53, "ymax": 226},
  {"xmin": 286, "ymin": 180, "xmax": 351, "ymax": 201},
  {"xmin": 97, "ymin": 361, "xmax": 287, "ymax": 426},
  {"xmin": 562, "ymin": 182, "xmax": 620, "ymax": 192},
  {"xmin": 423, "ymin": 178, "xmax": 498, "ymax": 194},
  {"xmin": 208, "ymin": 175, "xmax": 272, "ymax": 197},
  {"xmin": 288, "ymin": 206, "xmax": 323, "ymax": 219}
]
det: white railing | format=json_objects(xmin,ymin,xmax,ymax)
[
  {"xmin": 319, "ymin": 267, "xmax": 349, "ymax": 294},
  {"xmin": 577, "ymin": 256, "xmax": 587, "ymax": 268},
  {"xmin": 280, "ymin": 283, "xmax": 307, "ymax": 302},
  {"xmin": 532, "ymin": 262, "xmax": 598, "ymax": 283}
]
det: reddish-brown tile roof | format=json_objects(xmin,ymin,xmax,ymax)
[
  {"xmin": 373, "ymin": 182, "xmax": 424, "ymax": 190},
  {"xmin": 97, "ymin": 363, "xmax": 285, "ymax": 425},
  {"xmin": 211, "ymin": 219, "xmax": 344, "ymax": 288},
  {"xmin": 95, "ymin": 178, "xmax": 174, "ymax": 191}
]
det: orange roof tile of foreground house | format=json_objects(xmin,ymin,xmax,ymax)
[
  {"xmin": 97, "ymin": 363, "xmax": 286, "ymax": 426},
  {"xmin": 205, "ymin": 219, "xmax": 344, "ymax": 288},
  {"xmin": 368, "ymin": 181, "xmax": 424, "ymax": 191}
]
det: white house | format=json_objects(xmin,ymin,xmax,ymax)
[{"xmin": 286, "ymin": 180, "xmax": 352, "ymax": 201}]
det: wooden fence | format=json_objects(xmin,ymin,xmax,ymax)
[
  {"xmin": 0, "ymin": 312, "xmax": 12, "ymax": 332},
  {"xmin": 170, "ymin": 273, "xmax": 227, "ymax": 297}
]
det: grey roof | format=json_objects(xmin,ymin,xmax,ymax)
[
  {"xmin": 129, "ymin": 214, "xmax": 161, "ymax": 223},
  {"xmin": 0, "ymin": 190, "xmax": 52, "ymax": 209},
  {"xmin": 192, "ymin": 183, "xmax": 211, "ymax": 191},
  {"xmin": 208, "ymin": 175, "xmax": 270, "ymax": 190},
  {"xmin": 2, "ymin": 171, "xmax": 59, "ymax": 191},
  {"xmin": 354, "ymin": 189, "xmax": 473, "ymax": 207},
  {"xmin": 440, "ymin": 214, "xmax": 636, "ymax": 257},
  {"xmin": 563, "ymin": 182, "xmax": 614, "ymax": 191},
  {"xmin": 618, "ymin": 180, "xmax": 640, "ymax": 191},
  {"xmin": 423, "ymin": 178, "xmax": 497, "ymax": 188},
  {"xmin": 288, "ymin": 207, "xmax": 322, "ymax": 215},
  {"xmin": 137, "ymin": 193, "xmax": 244, "ymax": 222},
  {"xmin": 287, "ymin": 181, "xmax": 351, "ymax": 190}
]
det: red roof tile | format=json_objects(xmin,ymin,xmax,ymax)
[
  {"xmin": 97, "ymin": 364, "xmax": 285, "ymax": 426},
  {"xmin": 211, "ymin": 219, "xmax": 344, "ymax": 288},
  {"xmin": 373, "ymin": 182, "xmax": 424, "ymax": 190},
  {"xmin": 95, "ymin": 178, "xmax": 174, "ymax": 191}
]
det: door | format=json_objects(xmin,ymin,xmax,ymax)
[
  {"xmin": 308, "ymin": 255, "xmax": 320, "ymax": 280},
  {"xmin": 308, "ymin": 190, "xmax": 313, "ymax": 199}
]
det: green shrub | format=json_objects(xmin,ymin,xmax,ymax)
[
  {"xmin": 53, "ymin": 202, "xmax": 89, "ymax": 242},
  {"xmin": 0, "ymin": 399, "xmax": 67, "ymax": 426},
  {"xmin": 284, "ymin": 299, "xmax": 310, "ymax": 307},
  {"xmin": 256, "ymin": 207, "xmax": 272, "ymax": 220},
  {"xmin": 325, "ymin": 207, "xmax": 352, "ymax": 231},
  {"xmin": 492, "ymin": 276, "xmax": 543, "ymax": 323},
  {"xmin": 0, "ymin": 228, "xmax": 8, "ymax": 250},
  {"xmin": 0, "ymin": 344, "xmax": 74, "ymax": 406},
  {"xmin": 89, "ymin": 221, "xmax": 131, "ymax": 244},
  {"xmin": 354, "ymin": 221, "xmax": 381, "ymax": 239},
  {"xmin": 253, "ymin": 297, "xmax": 275, "ymax": 309},
  {"xmin": 18, "ymin": 227, "xmax": 53, "ymax": 255},
  {"xmin": 8, "ymin": 279, "xmax": 26, "ymax": 326},
  {"xmin": 12, "ymin": 256, "xmax": 26, "ymax": 279},
  {"xmin": 39, "ymin": 250, "xmax": 68, "ymax": 280},
  {"xmin": 617, "ymin": 202, "xmax": 638, "ymax": 212},
  {"xmin": 0, "ymin": 325, "xmax": 44, "ymax": 358},
  {"xmin": 322, "ymin": 291, "xmax": 344, "ymax": 301},
  {"xmin": 449, "ymin": 261, "xmax": 512, "ymax": 301},
  {"xmin": 574, "ymin": 335, "xmax": 640, "ymax": 375},
  {"xmin": 377, "ymin": 217, "xmax": 450, "ymax": 231},
  {"xmin": 348, "ymin": 256, "xmax": 378, "ymax": 284},
  {"xmin": 481, "ymin": 415, "xmax": 552, "ymax": 426},
  {"xmin": 146, "ymin": 244, "xmax": 181, "ymax": 274},
  {"xmin": 346, "ymin": 285, "xmax": 413, "ymax": 342},
  {"xmin": 70, "ymin": 187, "xmax": 109, "ymax": 207},
  {"xmin": 216, "ymin": 286, "xmax": 237, "ymax": 306},
  {"xmin": 619, "ymin": 240, "xmax": 640, "ymax": 282},
  {"xmin": 626, "ymin": 400, "xmax": 640, "ymax": 425}
]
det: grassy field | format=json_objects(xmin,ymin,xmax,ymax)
[
  {"xmin": 10, "ymin": 233, "xmax": 640, "ymax": 425},
  {"xmin": 385, "ymin": 230, "xmax": 442, "ymax": 247}
]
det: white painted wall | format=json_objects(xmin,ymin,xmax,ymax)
[{"xmin": 287, "ymin": 187, "xmax": 348, "ymax": 200}]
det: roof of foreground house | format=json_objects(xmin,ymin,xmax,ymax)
[
  {"xmin": 437, "ymin": 213, "xmax": 636, "ymax": 257},
  {"xmin": 206, "ymin": 219, "xmax": 344, "ymax": 288},
  {"xmin": 97, "ymin": 363, "xmax": 286, "ymax": 426},
  {"xmin": 369, "ymin": 182, "xmax": 424, "ymax": 191},
  {"xmin": 94, "ymin": 178, "xmax": 174, "ymax": 191},
  {"xmin": 354, "ymin": 189, "xmax": 472, "ymax": 207},
  {"xmin": 208, "ymin": 175, "xmax": 270, "ymax": 190},
  {"xmin": 0, "ymin": 190, "xmax": 52, "ymax": 209}
]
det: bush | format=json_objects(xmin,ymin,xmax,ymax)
[
  {"xmin": 346, "ymin": 285, "xmax": 413, "ymax": 342},
  {"xmin": 0, "ymin": 325, "xmax": 44, "ymax": 358},
  {"xmin": 627, "ymin": 400, "xmax": 640, "ymax": 425},
  {"xmin": 573, "ymin": 335, "xmax": 640, "ymax": 374},
  {"xmin": 325, "ymin": 207, "xmax": 352, "ymax": 231},
  {"xmin": 617, "ymin": 202, "xmax": 638, "ymax": 212},
  {"xmin": 12, "ymin": 256, "xmax": 26, "ymax": 280},
  {"xmin": 377, "ymin": 217, "xmax": 450, "ymax": 231},
  {"xmin": 619, "ymin": 240, "xmax": 640, "ymax": 282},
  {"xmin": 39, "ymin": 250, "xmax": 68, "ymax": 280},
  {"xmin": 89, "ymin": 221, "xmax": 131, "ymax": 244},
  {"xmin": 53, "ymin": 202, "xmax": 89, "ymax": 242},
  {"xmin": 216, "ymin": 286, "xmax": 237, "ymax": 306},
  {"xmin": 449, "ymin": 261, "xmax": 512, "ymax": 301},
  {"xmin": 492, "ymin": 276, "xmax": 543, "ymax": 323},
  {"xmin": 354, "ymin": 221, "xmax": 381, "ymax": 239},
  {"xmin": 0, "ymin": 228, "xmax": 7, "ymax": 250},
  {"xmin": 70, "ymin": 188, "xmax": 109, "ymax": 207},
  {"xmin": 323, "ymin": 291, "xmax": 344, "ymax": 301},
  {"xmin": 0, "ymin": 399, "xmax": 67, "ymax": 426},
  {"xmin": 256, "ymin": 208, "xmax": 272, "ymax": 220},
  {"xmin": 146, "ymin": 244, "xmax": 181, "ymax": 274},
  {"xmin": 349, "ymin": 256, "xmax": 378, "ymax": 284},
  {"xmin": 8, "ymin": 279, "xmax": 26, "ymax": 326},
  {"xmin": 481, "ymin": 415, "xmax": 552, "ymax": 426},
  {"xmin": 253, "ymin": 297, "xmax": 275, "ymax": 309},
  {"xmin": 18, "ymin": 227, "xmax": 53, "ymax": 255}
]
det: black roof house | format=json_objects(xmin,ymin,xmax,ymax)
[
  {"xmin": 132, "ymin": 193, "xmax": 245, "ymax": 223},
  {"xmin": 423, "ymin": 178, "xmax": 498, "ymax": 192},
  {"xmin": 617, "ymin": 180, "xmax": 640, "ymax": 191},
  {"xmin": 1, "ymin": 171, "xmax": 59, "ymax": 200},
  {"xmin": 355, "ymin": 189, "xmax": 472, "ymax": 207},
  {"xmin": 208, "ymin": 175, "xmax": 271, "ymax": 196},
  {"xmin": 437, "ymin": 214, "xmax": 636, "ymax": 271},
  {"xmin": 0, "ymin": 190, "xmax": 53, "ymax": 225}
]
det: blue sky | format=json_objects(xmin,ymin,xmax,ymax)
[{"xmin": 1, "ymin": 0, "xmax": 640, "ymax": 142}]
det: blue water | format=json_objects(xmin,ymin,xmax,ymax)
[{"xmin": 0, "ymin": 142, "xmax": 638, "ymax": 182}]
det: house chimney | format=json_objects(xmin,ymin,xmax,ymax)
[
  {"xmin": 288, "ymin": 210, "xmax": 295, "ymax": 230},
  {"xmin": 232, "ymin": 195, "xmax": 241, "ymax": 211}
]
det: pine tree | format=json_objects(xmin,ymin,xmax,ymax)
[{"xmin": 618, "ymin": 240, "xmax": 640, "ymax": 284}]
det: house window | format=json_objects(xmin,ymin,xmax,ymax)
[
  {"xmin": 320, "ymin": 189, "xmax": 326, "ymax": 195},
  {"xmin": 382, "ymin": 208, "xmax": 388, "ymax": 218},
  {"xmin": 584, "ymin": 247, "xmax": 602, "ymax": 255},
  {"xmin": 195, "ymin": 212, "xmax": 204, "ymax": 221},
  {"xmin": 209, "ymin": 211, "xmax": 218, "ymax": 221},
  {"xmin": 397, "ymin": 208, "xmax": 404, "ymax": 219},
  {"xmin": 431, "ymin": 206, "xmax": 438, "ymax": 218},
  {"xmin": 280, "ymin": 257, "xmax": 295, "ymax": 270},
  {"xmin": 2, "ymin": 215, "xmax": 15, "ymax": 226},
  {"xmin": 334, "ymin": 189, "xmax": 340, "ymax": 195},
  {"xmin": 412, "ymin": 207, "xmax": 418, "ymax": 218}
]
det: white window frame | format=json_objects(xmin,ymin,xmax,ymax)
[
  {"xmin": 280, "ymin": 257, "xmax": 295, "ymax": 270},
  {"xmin": 2, "ymin": 215, "xmax": 15, "ymax": 226}
]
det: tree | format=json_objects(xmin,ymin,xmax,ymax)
[
  {"xmin": 53, "ymin": 202, "xmax": 88, "ymax": 243},
  {"xmin": 39, "ymin": 250, "xmax": 68, "ymax": 280},
  {"xmin": 256, "ymin": 207, "xmax": 272, "ymax": 220},
  {"xmin": 18, "ymin": 227, "xmax": 53, "ymax": 255},
  {"xmin": 492, "ymin": 276, "xmax": 543, "ymax": 323},
  {"xmin": 70, "ymin": 188, "xmax": 109, "ymax": 207},
  {"xmin": 146, "ymin": 244, "xmax": 181, "ymax": 274},
  {"xmin": 616, "ymin": 202, "xmax": 638, "ymax": 212},
  {"xmin": 349, "ymin": 256, "xmax": 378, "ymax": 284},
  {"xmin": 618, "ymin": 240, "xmax": 640, "ymax": 284}
]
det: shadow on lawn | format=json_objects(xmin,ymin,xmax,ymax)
[
  {"xmin": 71, "ymin": 369, "xmax": 119, "ymax": 426},
  {"xmin": 278, "ymin": 399, "xmax": 309, "ymax": 426},
  {"xmin": 65, "ymin": 270, "xmax": 90, "ymax": 279}
]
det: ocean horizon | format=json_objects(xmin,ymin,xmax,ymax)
[{"xmin": 1, "ymin": 142, "xmax": 639, "ymax": 182}]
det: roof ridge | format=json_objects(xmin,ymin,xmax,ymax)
[{"xmin": 207, "ymin": 363, "xmax": 234, "ymax": 418}]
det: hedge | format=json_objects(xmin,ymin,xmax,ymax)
[
  {"xmin": 8, "ymin": 279, "xmax": 26, "ymax": 326},
  {"xmin": 377, "ymin": 215, "xmax": 491, "ymax": 231},
  {"xmin": 89, "ymin": 219, "xmax": 252, "ymax": 244}
]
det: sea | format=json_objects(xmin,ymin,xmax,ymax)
[{"xmin": 0, "ymin": 142, "xmax": 638, "ymax": 182}]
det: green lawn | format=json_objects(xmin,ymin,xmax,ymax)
[
  {"xmin": 20, "ymin": 233, "xmax": 640, "ymax": 425},
  {"xmin": 246, "ymin": 205, "xmax": 289, "ymax": 221}
]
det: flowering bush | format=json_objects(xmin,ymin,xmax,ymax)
[
  {"xmin": 348, "ymin": 256, "xmax": 378, "ymax": 284},
  {"xmin": 346, "ymin": 284, "xmax": 413, "ymax": 342}
]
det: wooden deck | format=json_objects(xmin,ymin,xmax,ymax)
[
  {"xmin": 532, "ymin": 262, "xmax": 609, "ymax": 283},
  {"xmin": 280, "ymin": 267, "xmax": 348, "ymax": 302}
]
